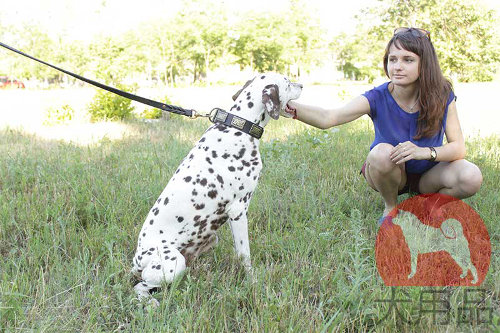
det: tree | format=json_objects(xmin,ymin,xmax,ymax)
[
  {"xmin": 174, "ymin": 0, "xmax": 229, "ymax": 83},
  {"xmin": 335, "ymin": 0, "xmax": 500, "ymax": 82},
  {"xmin": 231, "ymin": 0, "xmax": 325, "ymax": 77}
]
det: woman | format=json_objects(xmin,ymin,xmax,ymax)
[{"xmin": 286, "ymin": 27, "xmax": 482, "ymax": 224}]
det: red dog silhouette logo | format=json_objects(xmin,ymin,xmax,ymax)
[{"xmin": 375, "ymin": 194, "xmax": 491, "ymax": 286}]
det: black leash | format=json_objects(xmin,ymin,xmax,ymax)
[
  {"xmin": 0, "ymin": 41, "xmax": 197, "ymax": 118},
  {"xmin": 0, "ymin": 41, "xmax": 264, "ymax": 139}
]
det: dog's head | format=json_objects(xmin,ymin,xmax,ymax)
[{"xmin": 232, "ymin": 73, "xmax": 302, "ymax": 121}]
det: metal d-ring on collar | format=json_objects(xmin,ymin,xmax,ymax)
[{"xmin": 207, "ymin": 108, "xmax": 264, "ymax": 139}]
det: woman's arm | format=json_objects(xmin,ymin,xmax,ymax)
[
  {"xmin": 434, "ymin": 101, "xmax": 466, "ymax": 161},
  {"xmin": 287, "ymin": 95, "xmax": 371, "ymax": 130},
  {"xmin": 390, "ymin": 101, "xmax": 466, "ymax": 164}
]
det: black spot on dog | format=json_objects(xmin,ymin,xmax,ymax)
[
  {"xmin": 200, "ymin": 137, "xmax": 206, "ymax": 143},
  {"xmin": 222, "ymin": 153, "xmax": 230, "ymax": 159},
  {"xmin": 149, "ymin": 220, "xmax": 154, "ymax": 225},
  {"xmin": 177, "ymin": 216, "xmax": 184, "ymax": 223},
  {"xmin": 184, "ymin": 176, "xmax": 192, "ymax": 182},
  {"xmin": 233, "ymin": 148, "xmax": 246, "ymax": 160},
  {"xmin": 251, "ymin": 150, "xmax": 258, "ymax": 157},
  {"xmin": 234, "ymin": 132, "xmax": 242, "ymax": 136},
  {"xmin": 237, "ymin": 106, "xmax": 241, "ymax": 111},
  {"xmin": 217, "ymin": 175, "xmax": 224, "ymax": 184},
  {"xmin": 261, "ymin": 75, "xmax": 266, "ymax": 79},
  {"xmin": 200, "ymin": 178, "xmax": 208, "ymax": 186},
  {"xmin": 209, "ymin": 168, "xmax": 214, "ymax": 173},
  {"xmin": 248, "ymin": 102, "xmax": 254, "ymax": 108},
  {"xmin": 192, "ymin": 189, "xmax": 198, "ymax": 196},
  {"xmin": 261, "ymin": 113, "xmax": 266, "ymax": 121},
  {"xmin": 152, "ymin": 208, "xmax": 159, "ymax": 216},
  {"xmin": 164, "ymin": 197, "xmax": 169, "ymax": 205},
  {"xmin": 228, "ymin": 166, "xmax": 235, "ymax": 172},
  {"xmin": 159, "ymin": 230, "xmax": 164, "ymax": 234},
  {"xmin": 195, "ymin": 203, "xmax": 205, "ymax": 210},
  {"xmin": 208, "ymin": 190, "xmax": 218, "ymax": 199},
  {"xmin": 206, "ymin": 157, "xmax": 212, "ymax": 165}
]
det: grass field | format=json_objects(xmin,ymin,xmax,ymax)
[{"xmin": 0, "ymin": 86, "xmax": 499, "ymax": 331}]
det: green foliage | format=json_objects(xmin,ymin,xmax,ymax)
[
  {"xmin": 335, "ymin": 0, "xmax": 500, "ymax": 82},
  {"xmin": 140, "ymin": 108, "xmax": 163, "ymax": 120},
  {"xmin": 87, "ymin": 87, "xmax": 135, "ymax": 121},
  {"xmin": 140, "ymin": 96, "xmax": 173, "ymax": 119},
  {"xmin": 231, "ymin": 1, "xmax": 325, "ymax": 76},
  {"xmin": 1, "ymin": 0, "xmax": 498, "ymax": 84},
  {"xmin": 43, "ymin": 104, "xmax": 75, "ymax": 125}
]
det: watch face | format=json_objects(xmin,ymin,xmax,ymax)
[{"xmin": 431, "ymin": 149, "xmax": 437, "ymax": 159}]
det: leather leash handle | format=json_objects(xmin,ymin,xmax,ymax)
[{"xmin": 0, "ymin": 41, "xmax": 195, "ymax": 117}]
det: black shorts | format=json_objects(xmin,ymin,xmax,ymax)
[{"xmin": 360, "ymin": 161, "xmax": 421, "ymax": 195}]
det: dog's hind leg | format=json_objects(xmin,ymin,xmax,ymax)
[{"xmin": 133, "ymin": 247, "xmax": 186, "ymax": 305}]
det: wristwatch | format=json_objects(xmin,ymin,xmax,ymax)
[{"xmin": 429, "ymin": 147, "xmax": 437, "ymax": 162}]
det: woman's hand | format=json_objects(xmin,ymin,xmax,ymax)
[
  {"xmin": 390, "ymin": 141, "xmax": 431, "ymax": 164},
  {"xmin": 284, "ymin": 101, "xmax": 298, "ymax": 118}
]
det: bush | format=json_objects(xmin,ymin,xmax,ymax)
[
  {"xmin": 140, "ymin": 108, "xmax": 163, "ymax": 120},
  {"xmin": 140, "ymin": 96, "xmax": 175, "ymax": 119},
  {"xmin": 43, "ymin": 104, "xmax": 75, "ymax": 125},
  {"xmin": 87, "ymin": 86, "xmax": 135, "ymax": 121}
]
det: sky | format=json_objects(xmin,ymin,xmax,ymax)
[
  {"xmin": 1, "ymin": 0, "xmax": 374, "ymax": 41},
  {"xmin": 1, "ymin": 0, "xmax": 498, "ymax": 41}
]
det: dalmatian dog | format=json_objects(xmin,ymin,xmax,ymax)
[{"xmin": 131, "ymin": 73, "xmax": 302, "ymax": 304}]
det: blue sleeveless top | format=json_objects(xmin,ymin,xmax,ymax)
[{"xmin": 363, "ymin": 82, "xmax": 455, "ymax": 174}]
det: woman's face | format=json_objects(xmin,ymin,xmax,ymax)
[{"xmin": 387, "ymin": 42, "xmax": 420, "ymax": 86}]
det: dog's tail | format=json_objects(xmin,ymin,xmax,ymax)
[{"xmin": 440, "ymin": 218, "xmax": 464, "ymax": 239}]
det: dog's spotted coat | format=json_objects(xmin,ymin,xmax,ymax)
[{"xmin": 131, "ymin": 73, "xmax": 302, "ymax": 303}]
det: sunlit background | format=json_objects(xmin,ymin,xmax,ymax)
[{"xmin": 1, "ymin": 0, "xmax": 499, "ymax": 144}]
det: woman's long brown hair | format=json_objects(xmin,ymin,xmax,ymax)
[{"xmin": 383, "ymin": 31, "xmax": 452, "ymax": 139}]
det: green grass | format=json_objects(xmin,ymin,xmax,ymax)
[{"xmin": 0, "ymin": 117, "xmax": 499, "ymax": 332}]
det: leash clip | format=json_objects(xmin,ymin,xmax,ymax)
[{"xmin": 190, "ymin": 109, "xmax": 209, "ymax": 119}]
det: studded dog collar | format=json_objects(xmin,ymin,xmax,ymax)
[{"xmin": 208, "ymin": 108, "xmax": 264, "ymax": 139}]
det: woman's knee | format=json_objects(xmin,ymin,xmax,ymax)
[
  {"xmin": 457, "ymin": 162, "xmax": 483, "ymax": 196},
  {"xmin": 367, "ymin": 143, "xmax": 397, "ymax": 173}
]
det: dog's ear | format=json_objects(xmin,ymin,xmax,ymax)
[
  {"xmin": 262, "ymin": 84, "xmax": 280, "ymax": 120},
  {"xmin": 232, "ymin": 78, "xmax": 255, "ymax": 101}
]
